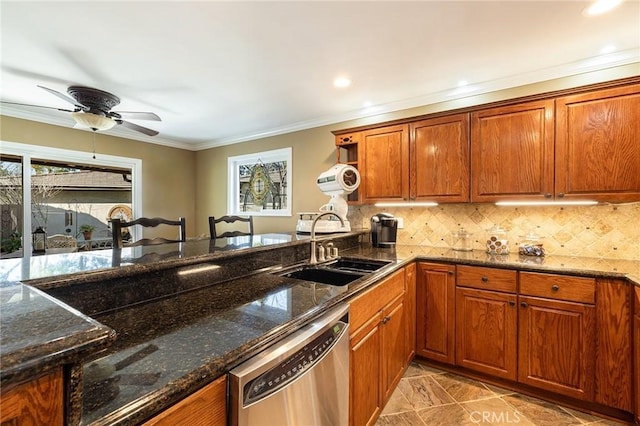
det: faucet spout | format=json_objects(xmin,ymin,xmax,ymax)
[{"xmin": 309, "ymin": 212, "xmax": 345, "ymax": 265}]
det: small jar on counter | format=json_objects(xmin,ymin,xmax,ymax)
[
  {"xmin": 486, "ymin": 225, "xmax": 509, "ymax": 255},
  {"xmin": 519, "ymin": 230, "xmax": 545, "ymax": 257}
]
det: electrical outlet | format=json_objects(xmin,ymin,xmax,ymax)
[{"xmin": 397, "ymin": 217, "xmax": 404, "ymax": 229}]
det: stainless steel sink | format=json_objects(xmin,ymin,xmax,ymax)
[
  {"xmin": 325, "ymin": 257, "xmax": 391, "ymax": 273},
  {"xmin": 280, "ymin": 266, "xmax": 365, "ymax": 286},
  {"xmin": 277, "ymin": 257, "xmax": 391, "ymax": 286}
]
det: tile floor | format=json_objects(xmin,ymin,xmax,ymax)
[{"xmin": 376, "ymin": 361, "xmax": 627, "ymax": 426}]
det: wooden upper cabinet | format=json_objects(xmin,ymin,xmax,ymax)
[
  {"xmin": 555, "ymin": 84, "xmax": 640, "ymax": 202},
  {"xmin": 471, "ymin": 100, "xmax": 555, "ymax": 202},
  {"xmin": 361, "ymin": 124, "xmax": 410, "ymax": 203},
  {"xmin": 410, "ymin": 114, "xmax": 470, "ymax": 202}
]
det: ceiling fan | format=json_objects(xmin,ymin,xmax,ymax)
[{"xmin": 2, "ymin": 85, "xmax": 161, "ymax": 136}]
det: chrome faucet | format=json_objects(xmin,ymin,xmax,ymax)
[{"xmin": 309, "ymin": 212, "xmax": 345, "ymax": 265}]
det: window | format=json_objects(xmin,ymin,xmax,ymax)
[
  {"xmin": 227, "ymin": 147, "xmax": 292, "ymax": 216},
  {"xmin": 0, "ymin": 141, "xmax": 142, "ymax": 257}
]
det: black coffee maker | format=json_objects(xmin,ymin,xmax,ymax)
[{"xmin": 370, "ymin": 213, "xmax": 398, "ymax": 248}]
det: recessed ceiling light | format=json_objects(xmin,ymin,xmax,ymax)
[
  {"xmin": 333, "ymin": 76, "xmax": 351, "ymax": 88},
  {"xmin": 583, "ymin": 0, "xmax": 623, "ymax": 16}
]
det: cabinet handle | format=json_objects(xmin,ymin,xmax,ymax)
[
  {"xmin": 381, "ymin": 316, "xmax": 390, "ymax": 324},
  {"xmin": 481, "ymin": 276, "xmax": 488, "ymax": 282},
  {"xmin": 544, "ymin": 193, "xmax": 552, "ymax": 198},
  {"xmin": 551, "ymin": 284, "xmax": 560, "ymax": 292},
  {"xmin": 508, "ymin": 300, "xmax": 516, "ymax": 307},
  {"xmin": 557, "ymin": 193, "xmax": 565, "ymax": 198},
  {"xmin": 448, "ymin": 271, "xmax": 454, "ymax": 275},
  {"xmin": 520, "ymin": 302, "xmax": 528, "ymax": 308}
]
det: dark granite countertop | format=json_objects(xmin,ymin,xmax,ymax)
[{"xmin": 1, "ymin": 232, "xmax": 638, "ymax": 425}]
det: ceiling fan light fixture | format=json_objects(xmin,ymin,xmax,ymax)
[{"xmin": 71, "ymin": 112, "xmax": 116, "ymax": 131}]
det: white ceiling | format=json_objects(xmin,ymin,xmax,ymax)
[{"xmin": 1, "ymin": 1, "xmax": 639, "ymax": 151}]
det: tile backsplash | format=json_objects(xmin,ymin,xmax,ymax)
[{"xmin": 349, "ymin": 202, "xmax": 640, "ymax": 260}]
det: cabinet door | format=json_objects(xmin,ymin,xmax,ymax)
[
  {"xmin": 518, "ymin": 296, "xmax": 595, "ymax": 401},
  {"xmin": 594, "ymin": 278, "xmax": 632, "ymax": 411},
  {"xmin": 143, "ymin": 375, "xmax": 227, "ymax": 425},
  {"xmin": 0, "ymin": 369, "xmax": 64, "ymax": 426},
  {"xmin": 404, "ymin": 263, "xmax": 416, "ymax": 365},
  {"xmin": 471, "ymin": 100, "xmax": 554, "ymax": 202},
  {"xmin": 350, "ymin": 314, "xmax": 382, "ymax": 426},
  {"xmin": 361, "ymin": 124, "xmax": 409, "ymax": 202},
  {"xmin": 455, "ymin": 287, "xmax": 517, "ymax": 380},
  {"xmin": 381, "ymin": 295, "xmax": 406, "ymax": 404},
  {"xmin": 555, "ymin": 84, "xmax": 640, "ymax": 202},
  {"xmin": 635, "ymin": 286, "xmax": 640, "ymax": 424},
  {"xmin": 410, "ymin": 114, "xmax": 470, "ymax": 202},
  {"xmin": 416, "ymin": 262, "xmax": 455, "ymax": 364}
]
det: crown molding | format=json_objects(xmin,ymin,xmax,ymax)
[{"xmin": 3, "ymin": 50, "xmax": 639, "ymax": 152}]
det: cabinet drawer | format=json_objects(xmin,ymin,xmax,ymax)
[
  {"xmin": 456, "ymin": 265, "xmax": 516, "ymax": 293},
  {"xmin": 350, "ymin": 269, "xmax": 405, "ymax": 333},
  {"xmin": 520, "ymin": 272, "xmax": 595, "ymax": 304}
]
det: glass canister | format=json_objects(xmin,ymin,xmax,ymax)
[
  {"xmin": 486, "ymin": 225, "xmax": 509, "ymax": 255},
  {"xmin": 519, "ymin": 230, "xmax": 545, "ymax": 257},
  {"xmin": 452, "ymin": 227, "xmax": 473, "ymax": 251}
]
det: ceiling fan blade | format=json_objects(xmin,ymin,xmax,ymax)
[
  {"xmin": 0, "ymin": 101, "xmax": 77, "ymax": 113},
  {"xmin": 38, "ymin": 85, "xmax": 87, "ymax": 110},
  {"xmin": 110, "ymin": 111, "xmax": 161, "ymax": 121},
  {"xmin": 116, "ymin": 119, "xmax": 159, "ymax": 136}
]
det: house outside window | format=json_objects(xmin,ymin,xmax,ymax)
[{"xmin": 0, "ymin": 141, "xmax": 142, "ymax": 258}]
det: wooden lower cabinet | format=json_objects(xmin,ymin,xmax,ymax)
[
  {"xmin": 0, "ymin": 369, "xmax": 64, "ymax": 426},
  {"xmin": 416, "ymin": 262, "xmax": 455, "ymax": 364},
  {"xmin": 349, "ymin": 268, "xmax": 408, "ymax": 426},
  {"xmin": 404, "ymin": 262, "xmax": 416, "ymax": 365},
  {"xmin": 594, "ymin": 278, "xmax": 632, "ymax": 412},
  {"xmin": 634, "ymin": 286, "xmax": 640, "ymax": 424},
  {"xmin": 350, "ymin": 314, "xmax": 382, "ymax": 426},
  {"xmin": 518, "ymin": 295, "xmax": 595, "ymax": 400},
  {"xmin": 381, "ymin": 295, "xmax": 407, "ymax": 403},
  {"xmin": 455, "ymin": 287, "xmax": 518, "ymax": 380},
  {"xmin": 142, "ymin": 375, "xmax": 227, "ymax": 426}
]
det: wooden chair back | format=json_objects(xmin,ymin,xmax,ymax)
[
  {"xmin": 110, "ymin": 217, "xmax": 186, "ymax": 249},
  {"xmin": 208, "ymin": 215, "xmax": 254, "ymax": 239}
]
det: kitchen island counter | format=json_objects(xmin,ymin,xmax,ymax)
[{"xmin": 1, "ymin": 233, "xmax": 639, "ymax": 425}]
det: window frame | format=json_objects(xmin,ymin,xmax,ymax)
[
  {"xmin": 1, "ymin": 141, "xmax": 143, "ymax": 255},
  {"xmin": 227, "ymin": 147, "xmax": 292, "ymax": 217}
]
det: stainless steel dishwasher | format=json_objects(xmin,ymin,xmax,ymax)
[{"xmin": 229, "ymin": 304, "xmax": 349, "ymax": 426}]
